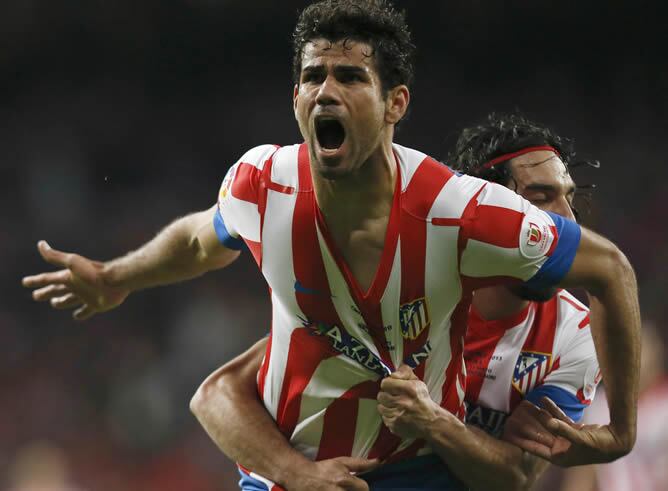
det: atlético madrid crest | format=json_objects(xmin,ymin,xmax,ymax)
[
  {"xmin": 399, "ymin": 297, "xmax": 430, "ymax": 340},
  {"xmin": 512, "ymin": 351, "xmax": 552, "ymax": 395}
]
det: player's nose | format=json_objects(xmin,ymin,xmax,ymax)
[
  {"xmin": 550, "ymin": 196, "xmax": 576, "ymax": 221},
  {"xmin": 315, "ymin": 75, "xmax": 341, "ymax": 106}
]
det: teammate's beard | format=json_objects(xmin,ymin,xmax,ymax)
[{"xmin": 508, "ymin": 284, "xmax": 557, "ymax": 302}]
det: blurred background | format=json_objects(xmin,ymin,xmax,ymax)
[{"xmin": 2, "ymin": 1, "xmax": 666, "ymax": 490}]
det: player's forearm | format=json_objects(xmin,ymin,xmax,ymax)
[
  {"xmin": 190, "ymin": 343, "xmax": 311, "ymax": 487},
  {"xmin": 103, "ymin": 208, "xmax": 237, "ymax": 292},
  {"xmin": 586, "ymin": 264, "xmax": 639, "ymax": 452},
  {"xmin": 421, "ymin": 408, "xmax": 545, "ymax": 491},
  {"xmin": 565, "ymin": 233, "xmax": 640, "ymax": 454}
]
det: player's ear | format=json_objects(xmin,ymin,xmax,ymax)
[
  {"xmin": 293, "ymin": 84, "xmax": 299, "ymax": 114},
  {"xmin": 385, "ymin": 85, "xmax": 409, "ymax": 125}
]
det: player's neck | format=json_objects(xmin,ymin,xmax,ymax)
[
  {"xmin": 313, "ymin": 141, "xmax": 397, "ymax": 226},
  {"xmin": 472, "ymin": 286, "xmax": 530, "ymax": 321}
]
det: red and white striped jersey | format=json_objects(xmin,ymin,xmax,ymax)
[
  {"xmin": 214, "ymin": 143, "xmax": 581, "ymax": 462},
  {"xmin": 464, "ymin": 290, "xmax": 600, "ymax": 436}
]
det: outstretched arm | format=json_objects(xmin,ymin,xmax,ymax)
[
  {"xmin": 378, "ymin": 366, "xmax": 550, "ymax": 491},
  {"xmin": 513, "ymin": 227, "xmax": 640, "ymax": 465},
  {"xmin": 22, "ymin": 205, "xmax": 239, "ymax": 320},
  {"xmin": 190, "ymin": 338, "xmax": 377, "ymax": 491}
]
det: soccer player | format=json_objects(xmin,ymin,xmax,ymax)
[
  {"xmin": 192, "ymin": 113, "xmax": 602, "ymax": 491},
  {"xmin": 22, "ymin": 1, "xmax": 639, "ymax": 489}
]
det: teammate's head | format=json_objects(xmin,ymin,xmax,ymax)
[
  {"xmin": 450, "ymin": 113, "xmax": 581, "ymax": 302},
  {"xmin": 292, "ymin": 0, "xmax": 415, "ymax": 179}
]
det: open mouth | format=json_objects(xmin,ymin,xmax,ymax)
[{"xmin": 315, "ymin": 118, "xmax": 346, "ymax": 151}]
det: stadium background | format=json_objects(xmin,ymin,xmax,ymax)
[{"xmin": 2, "ymin": 1, "xmax": 665, "ymax": 489}]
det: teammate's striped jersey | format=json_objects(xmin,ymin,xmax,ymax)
[
  {"xmin": 214, "ymin": 143, "xmax": 581, "ymax": 462},
  {"xmin": 463, "ymin": 290, "xmax": 600, "ymax": 437}
]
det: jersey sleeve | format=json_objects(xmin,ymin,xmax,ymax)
[
  {"xmin": 213, "ymin": 144, "xmax": 278, "ymax": 249},
  {"xmin": 459, "ymin": 181, "xmax": 581, "ymax": 289},
  {"xmin": 525, "ymin": 298, "xmax": 601, "ymax": 422}
]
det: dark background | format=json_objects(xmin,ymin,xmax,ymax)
[{"xmin": 1, "ymin": 1, "xmax": 666, "ymax": 490}]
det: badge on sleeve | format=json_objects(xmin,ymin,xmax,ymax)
[
  {"xmin": 219, "ymin": 164, "xmax": 238, "ymax": 203},
  {"xmin": 519, "ymin": 209, "xmax": 556, "ymax": 259}
]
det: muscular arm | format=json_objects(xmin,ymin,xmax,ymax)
[
  {"xmin": 425, "ymin": 410, "xmax": 550, "ymax": 491},
  {"xmin": 190, "ymin": 338, "xmax": 304, "ymax": 484},
  {"xmin": 190, "ymin": 339, "xmax": 377, "ymax": 491},
  {"xmin": 23, "ymin": 205, "xmax": 239, "ymax": 319},
  {"xmin": 558, "ymin": 227, "xmax": 640, "ymax": 458},
  {"xmin": 102, "ymin": 205, "xmax": 239, "ymax": 290},
  {"xmin": 378, "ymin": 368, "xmax": 550, "ymax": 491}
]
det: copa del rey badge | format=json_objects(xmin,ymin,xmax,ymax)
[{"xmin": 519, "ymin": 213, "xmax": 555, "ymax": 259}]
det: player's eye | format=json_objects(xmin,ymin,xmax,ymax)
[
  {"xmin": 302, "ymin": 72, "xmax": 324, "ymax": 83},
  {"xmin": 339, "ymin": 72, "xmax": 365, "ymax": 83}
]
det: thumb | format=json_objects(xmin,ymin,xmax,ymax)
[
  {"xmin": 391, "ymin": 364, "xmax": 418, "ymax": 381},
  {"xmin": 540, "ymin": 397, "xmax": 574, "ymax": 424},
  {"xmin": 38, "ymin": 241, "xmax": 71, "ymax": 268},
  {"xmin": 334, "ymin": 456, "xmax": 380, "ymax": 473}
]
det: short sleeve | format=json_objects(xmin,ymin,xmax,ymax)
[
  {"xmin": 459, "ymin": 182, "xmax": 581, "ymax": 288},
  {"xmin": 526, "ymin": 299, "xmax": 601, "ymax": 422},
  {"xmin": 213, "ymin": 144, "xmax": 278, "ymax": 249}
]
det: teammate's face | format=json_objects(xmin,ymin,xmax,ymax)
[
  {"xmin": 509, "ymin": 150, "xmax": 577, "ymax": 221},
  {"xmin": 508, "ymin": 150, "xmax": 577, "ymax": 301},
  {"xmin": 293, "ymin": 39, "xmax": 408, "ymax": 179}
]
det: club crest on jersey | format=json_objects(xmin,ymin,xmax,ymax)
[
  {"xmin": 512, "ymin": 351, "xmax": 551, "ymax": 395},
  {"xmin": 399, "ymin": 297, "xmax": 430, "ymax": 340},
  {"xmin": 219, "ymin": 165, "xmax": 237, "ymax": 201}
]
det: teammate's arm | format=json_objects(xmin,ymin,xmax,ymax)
[
  {"xmin": 190, "ymin": 338, "xmax": 377, "ymax": 491},
  {"xmin": 543, "ymin": 228, "xmax": 639, "ymax": 464},
  {"xmin": 378, "ymin": 366, "xmax": 550, "ymax": 491},
  {"xmin": 462, "ymin": 181, "xmax": 640, "ymax": 464},
  {"xmin": 22, "ymin": 205, "xmax": 239, "ymax": 320}
]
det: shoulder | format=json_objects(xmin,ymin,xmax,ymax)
[
  {"xmin": 269, "ymin": 144, "xmax": 302, "ymax": 191},
  {"xmin": 236, "ymin": 144, "xmax": 282, "ymax": 170},
  {"xmin": 393, "ymin": 143, "xmax": 489, "ymax": 220},
  {"xmin": 220, "ymin": 144, "xmax": 298, "ymax": 201}
]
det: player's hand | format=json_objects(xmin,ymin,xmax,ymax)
[
  {"xmin": 504, "ymin": 397, "xmax": 631, "ymax": 466},
  {"xmin": 377, "ymin": 364, "xmax": 439, "ymax": 440},
  {"xmin": 22, "ymin": 241, "xmax": 129, "ymax": 321},
  {"xmin": 502, "ymin": 399, "xmax": 557, "ymax": 453},
  {"xmin": 283, "ymin": 456, "xmax": 378, "ymax": 491}
]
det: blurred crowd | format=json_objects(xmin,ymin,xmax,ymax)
[{"xmin": 2, "ymin": 1, "xmax": 666, "ymax": 490}]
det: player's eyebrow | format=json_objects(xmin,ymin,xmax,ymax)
[
  {"xmin": 524, "ymin": 183, "xmax": 577, "ymax": 195},
  {"xmin": 301, "ymin": 65, "xmax": 326, "ymax": 77},
  {"xmin": 302, "ymin": 64, "xmax": 369, "ymax": 75},
  {"xmin": 333, "ymin": 65, "xmax": 370, "ymax": 78}
]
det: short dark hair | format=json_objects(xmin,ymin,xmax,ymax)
[
  {"xmin": 448, "ymin": 113, "xmax": 577, "ymax": 187},
  {"xmin": 292, "ymin": 0, "xmax": 415, "ymax": 93}
]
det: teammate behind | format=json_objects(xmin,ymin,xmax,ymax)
[
  {"xmin": 192, "ymin": 113, "xmax": 601, "ymax": 491},
  {"xmin": 23, "ymin": 1, "xmax": 639, "ymax": 489},
  {"xmin": 376, "ymin": 114, "xmax": 603, "ymax": 490}
]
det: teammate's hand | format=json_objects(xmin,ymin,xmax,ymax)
[
  {"xmin": 519, "ymin": 397, "xmax": 631, "ymax": 466},
  {"xmin": 503, "ymin": 397, "xmax": 631, "ymax": 466},
  {"xmin": 377, "ymin": 364, "xmax": 439, "ymax": 440},
  {"xmin": 283, "ymin": 456, "xmax": 378, "ymax": 491},
  {"xmin": 502, "ymin": 399, "xmax": 557, "ymax": 452},
  {"xmin": 22, "ymin": 241, "xmax": 129, "ymax": 321}
]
